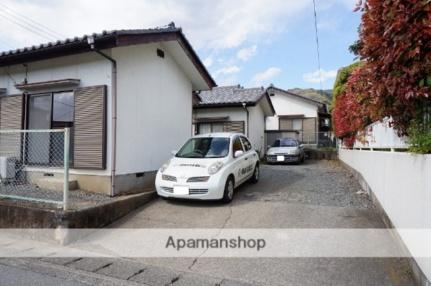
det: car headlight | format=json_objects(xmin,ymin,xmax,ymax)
[
  {"xmin": 162, "ymin": 174, "xmax": 177, "ymax": 182},
  {"xmin": 208, "ymin": 161, "xmax": 224, "ymax": 175},
  {"xmin": 159, "ymin": 159, "xmax": 171, "ymax": 173}
]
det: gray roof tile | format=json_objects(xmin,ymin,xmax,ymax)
[{"xmin": 197, "ymin": 85, "xmax": 265, "ymax": 105}]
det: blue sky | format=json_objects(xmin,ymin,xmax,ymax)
[{"xmin": 0, "ymin": 0, "xmax": 361, "ymax": 90}]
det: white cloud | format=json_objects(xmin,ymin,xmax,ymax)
[
  {"xmin": 215, "ymin": 65, "xmax": 241, "ymax": 76},
  {"xmin": 251, "ymin": 67, "xmax": 281, "ymax": 86},
  {"xmin": 0, "ymin": 0, "xmax": 311, "ymax": 51},
  {"xmin": 237, "ymin": 45, "xmax": 257, "ymax": 61},
  {"xmin": 203, "ymin": 56, "xmax": 213, "ymax": 67},
  {"xmin": 303, "ymin": 69, "xmax": 338, "ymax": 83}
]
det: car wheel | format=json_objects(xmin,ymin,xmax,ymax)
[
  {"xmin": 250, "ymin": 164, "xmax": 259, "ymax": 183},
  {"xmin": 222, "ymin": 176, "xmax": 235, "ymax": 203},
  {"xmin": 300, "ymin": 154, "xmax": 305, "ymax": 164}
]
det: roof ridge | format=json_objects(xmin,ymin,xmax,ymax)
[{"xmin": 0, "ymin": 26, "xmax": 181, "ymax": 57}]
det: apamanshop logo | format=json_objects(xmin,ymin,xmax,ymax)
[{"xmin": 166, "ymin": 236, "xmax": 266, "ymax": 251}]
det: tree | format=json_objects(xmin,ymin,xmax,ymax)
[{"xmin": 333, "ymin": 0, "xmax": 431, "ymax": 148}]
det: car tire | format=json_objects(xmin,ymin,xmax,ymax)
[
  {"xmin": 221, "ymin": 176, "xmax": 235, "ymax": 203},
  {"xmin": 250, "ymin": 164, "xmax": 259, "ymax": 184}
]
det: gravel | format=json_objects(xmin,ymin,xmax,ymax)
[
  {"xmin": 0, "ymin": 184, "xmax": 112, "ymax": 210},
  {"xmin": 236, "ymin": 160, "xmax": 373, "ymax": 209}
]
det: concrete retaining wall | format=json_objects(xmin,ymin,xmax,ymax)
[
  {"xmin": 0, "ymin": 192, "xmax": 155, "ymax": 229},
  {"xmin": 339, "ymin": 149, "xmax": 431, "ymax": 285}
]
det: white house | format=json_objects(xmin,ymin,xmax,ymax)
[
  {"xmin": 0, "ymin": 25, "xmax": 215, "ymax": 196},
  {"xmin": 265, "ymin": 86, "xmax": 331, "ymax": 147},
  {"xmin": 193, "ymin": 85, "xmax": 275, "ymax": 157}
]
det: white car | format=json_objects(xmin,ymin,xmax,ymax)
[
  {"xmin": 266, "ymin": 138, "xmax": 305, "ymax": 164},
  {"xmin": 155, "ymin": 133, "xmax": 260, "ymax": 203}
]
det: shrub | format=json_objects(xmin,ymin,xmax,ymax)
[{"xmin": 408, "ymin": 118, "xmax": 431, "ymax": 154}]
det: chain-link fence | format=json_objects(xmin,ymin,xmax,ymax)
[{"xmin": 0, "ymin": 129, "xmax": 70, "ymax": 210}]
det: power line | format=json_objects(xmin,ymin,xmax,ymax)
[
  {"xmin": 312, "ymin": 0, "xmax": 324, "ymax": 95},
  {"xmin": 0, "ymin": 2, "xmax": 65, "ymax": 39},
  {"xmin": 0, "ymin": 11, "xmax": 55, "ymax": 41}
]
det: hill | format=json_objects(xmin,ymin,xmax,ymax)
[{"xmin": 287, "ymin": 88, "xmax": 332, "ymax": 105}]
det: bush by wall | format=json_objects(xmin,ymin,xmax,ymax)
[{"xmin": 332, "ymin": 0, "xmax": 431, "ymax": 149}]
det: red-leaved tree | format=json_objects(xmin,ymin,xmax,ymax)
[
  {"xmin": 357, "ymin": 0, "xmax": 431, "ymax": 135},
  {"xmin": 333, "ymin": 0, "xmax": 431, "ymax": 144}
]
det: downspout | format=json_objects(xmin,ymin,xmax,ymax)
[
  {"xmin": 87, "ymin": 36, "xmax": 117, "ymax": 197},
  {"xmin": 242, "ymin": 102, "xmax": 249, "ymax": 137}
]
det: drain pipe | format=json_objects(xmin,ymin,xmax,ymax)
[
  {"xmin": 87, "ymin": 36, "xmax": 117, "ymax": 197},
  {"xmin": 242, "ymin": 102, "xmax": 249, "ymax": 137}
]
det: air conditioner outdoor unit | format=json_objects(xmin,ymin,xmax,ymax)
[{"xmin": 0, "ymin": 156, "xmax": 16, "ymax": 181}]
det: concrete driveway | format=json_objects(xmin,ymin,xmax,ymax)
[{"xmin": 109, "ymin": 160, "xmax": 415, "ymax": 286}]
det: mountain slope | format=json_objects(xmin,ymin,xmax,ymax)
[{"xmin": 287, "ymin": 88, "xmax": 332, "ymax": 105}]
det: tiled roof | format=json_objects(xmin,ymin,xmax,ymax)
[
  {"xmin": 0, "ymin": 24, "xmax": 216, "ymax": 88},
  {"xmin": 0, "ymin": 26, "xmax": 179, "ymax": 57},
  {"xmin": 196, "ymin": 85, "xmax": 265, "ymax": 105}
]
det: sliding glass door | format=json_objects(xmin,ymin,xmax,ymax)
[
  {"xmin": 26, "ymin": 92, "xmax": 74, "ymax": 166},
  {"xmin": 27, "ymin": 94, "xmax": 51, "ymax": 165}
]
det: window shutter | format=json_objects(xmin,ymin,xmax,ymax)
[
  {"xmin": 223, "ymin": 121, "xmax": 245, "ymax": 134},
  {"xmin": 303, "ymin": 118, "xmax": 317, "ymax": 143},
  {"xmin": 0, "ymin": 95, "xmax": 23, "ymax": 156},
  {"xmin": 0, "ymin": 95, "xmax": 23, "ymax": 130},
  {"xmin": 73, "ymin": 86, "xmax": 106, "ymax": 169}
]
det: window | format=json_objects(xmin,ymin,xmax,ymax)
[
  {"xmin": 232, "ymin": 137, "xmax": 244, "ymax": 154},
  {"xmin": 240, "ymin": 136, "xmax": 252, "ymax": 152},
  {"xmin": 26, "ymin": 91, "xmax": 74, "ymax": 165},
  {"xmin": 279, "ymin": 118, "xmax": 303, "ymax": 131},
  {"xmin": 176, "ymin": 137, "xmax": 230, "ymax": 158},
  {"xmin": 53, "ymin": 92, "xmax": 74, "ymax": 124},
  {"xmin": 197, "ymin": 122, "xmax": 224, "ymax": 134},
  {"xmin": 292, "ymin": 119, "xmax": 303, "ymax": 130}
]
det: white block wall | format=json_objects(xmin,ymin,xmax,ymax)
[{"xmin": 339, "ymin": 149, "xmax": 431, "ymax": 281}]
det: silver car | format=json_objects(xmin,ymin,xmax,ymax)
[{"xmin": 266, "ymin": 138, "xmax": 305, "ymax": 164}]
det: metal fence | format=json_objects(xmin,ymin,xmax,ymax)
[
  {"xmin": 265, "ymin": 131, "xmax": 337, "ymax": 149},
  {"xmin": 0, "ymin": 128, "xmax": 70, "ymax": 210}
]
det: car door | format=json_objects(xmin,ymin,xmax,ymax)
[
  {"xmin": 240, "ymin": 136, "xmax": 256, "ymax": 179},
  {"xmin": 232, "ymin": 136, "xmax": 247, "ymax": 184}
]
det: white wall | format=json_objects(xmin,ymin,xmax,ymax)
[
  {"xmin": 248, "ymin": 104, "xmax": 266, "ymax": 156},
  {"xmin": 194, "ymin": 107, "xmax": 247, "ymax": 128},
  {"xmin": 352, "ymin": 118, "xmax": 409, "ymax": 149},
  {"xmin": 339, "ymin": 149, "xmax": 431, "ymax": 281},
  {"xmin": 194, "ymin": 106, "xmax": 267, "ymax": 157},
  {"xmin": 113, "ymin": 43, "xmax": 193, "ymax": 175},
  {"xmin": 0, "ymin": 52, "xmax": 113, "ymax": 176},
  {"xmin": 266, "ymin": 90, "xmax": 318, "ymax": 130}
]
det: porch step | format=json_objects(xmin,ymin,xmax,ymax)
[{"xmin": 36, "ymin": 178, "xmax": 78, "ymax": 192}]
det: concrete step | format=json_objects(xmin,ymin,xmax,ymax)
[{"xmin": 36, "ymin": 178, "xmax": 78, "ymax": 192}]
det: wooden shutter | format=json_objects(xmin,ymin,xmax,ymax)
[
  {"xmin": 279, "ymin": 119, "xmax": 293, "ymax": 130},
  {"xmin": 0, "ymin": 95, "xmax": 23, "ymax": 130},
  {"xmin": 0, "ymin": 95, "xmax": 23, "ymax": 156},
  {"xmin": 303, "ymin": 118, "xmax": 317, "ymax": 143},
  {"xmin": 223, "ymin": 121, "xmax": 245, "ymax": 134},
  {"xmin": 73, "ymin": 86, "xmax": 106, "ymax": 169}
]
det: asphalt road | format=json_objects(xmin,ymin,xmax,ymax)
[{"xmin": 0, "ymin": 160, "xmax": 416, "ymax": 285}]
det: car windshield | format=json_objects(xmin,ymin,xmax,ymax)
[
  {"xmin": 176, "ymin": 137, "xmax": 230, "ymax": 158},
  {"xmin": 273, "ymin": 138, "xmax": 298, "ymax": 147}
]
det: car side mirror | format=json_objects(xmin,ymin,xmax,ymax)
[
  {"xmin": 299, "ymin": 144, "xmax": 304, "ymax": 148},
  {"xmin": 267, "ymin": 145, "xmax": 272, "ymax": 149},
  {"xmin": 234, "ymin": 150, "xmax": 244, "ymax": 158},
  {"xmin": 171, "ymin": 150, "xmax": 177, "ymax": 156}
]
